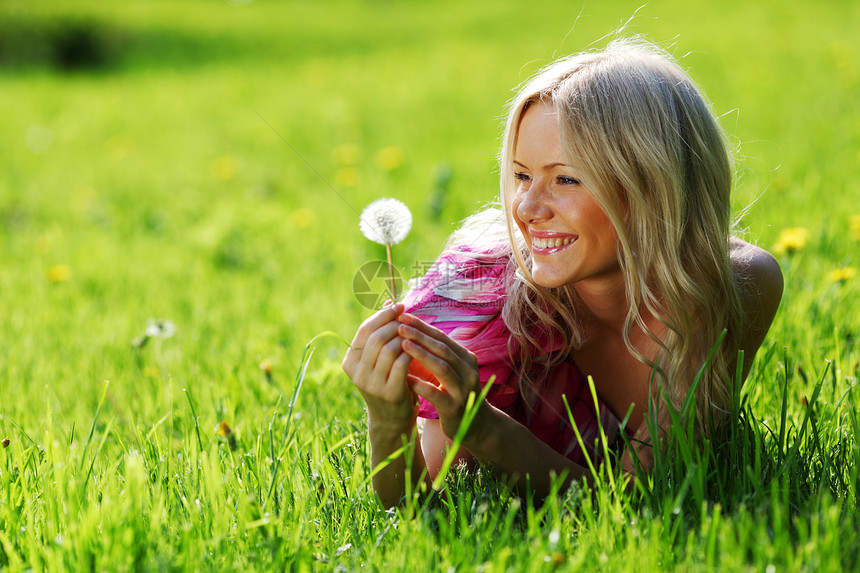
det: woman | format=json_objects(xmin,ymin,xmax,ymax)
[{"xmin": 342, "ymin": 39, "xmax": 783, "ymax": 508}]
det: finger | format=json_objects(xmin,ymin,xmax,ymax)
[
  {"xmin": 397, "ymin": 322, "xmax": 462, "ymax": 370},
  {"xmin": 398, "ymin": 313, "xmax": 475, "ymax": 365},
  {"xmin": 371, "ymin": 334, "xmax": 407, "ymax": 379},
  {"xmin": 352, "ymin": 303, "xmax": 405, "ymax": 349},
  {"xmin": 388, "ymin": 348, "xmax": 413, "ymax": 386},
  {"xmin": 362, "ymin": 321, "xmax": 402, "ymax": 360},
  {"xmin": 344, "ymin": 307, "xmax": 400, "ymax": 374},
  {"xmin": 408, "ymin": 374, "xmax": 452, "ymax": 411},
  {"xmin": 401, "ymin": 338, "xmax": 465, "ymax": 399},
  {"xmin": 346, "ymin": 321, "xmax": 401, "ymax": 384}
]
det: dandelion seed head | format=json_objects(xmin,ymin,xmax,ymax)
[
  {"xmin": 360, "ymin": 198, "xmax": 412, "ymax": 245},
  {"xmin": 145, "ymin": 319, "xmax": 176, "ymax": 339}
]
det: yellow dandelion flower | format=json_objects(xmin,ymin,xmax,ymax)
[
  {"xmin": 375, "ymin": 146, "xmax": 404, "ymax": 171},
  {"xmin": 335, "ymin": 167, "xmax": 359, "ymax": 188},
  {"xmin": 333, "ymin": 143, "xmax": 362, "ymax": 165},
  {"xmin": 259, "ymin": 359, "xmax": 273, "ymax": 375},
  {"xmin": 216, "ymin": 420, "xmax": 238, "ymax": 451},
  {"xmin": 773, "ymin": 227, "xmax": 809, "ymax": 255},
  {"xmin": 826, "ymin": 267, "xmax": 857, "ymax": 283},
  {"xmin": 212, "ymin": 156, "xmax": 238, "ymax": 181},
  {"xmin": 850, "ymin": 215, "xmax": 860, "ymax": 241},
  {"xmin": 47, "ymin": 264, "xmax": 72, "ymax": 283},
  {"xmin": 289, "ymin": 208, "xmax": 315, "ymax": 229}
]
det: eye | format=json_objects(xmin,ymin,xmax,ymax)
[
  {"xmin": 514, "ymin": 172, "xmax": 532, "ymax": 182},
  {"xmin": 557, "ymin": 175, "xmax": 581, "ymax": 186}
]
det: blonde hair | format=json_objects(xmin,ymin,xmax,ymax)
[{"xmin": 466, "ymin": 38, "xmax": 744, "ymax": 430}]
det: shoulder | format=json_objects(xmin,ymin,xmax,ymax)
[
  {"xmin": 729, "ymin": 237, "xmax": 784, "ymax": 373},
  {"xmin": 730, "ymin": 237, "xmax": 784, "ymax": 315}
]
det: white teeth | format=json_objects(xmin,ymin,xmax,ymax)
[{"xmin": 532, "ymin": 236, "xmax": 573, "ymax": 249}]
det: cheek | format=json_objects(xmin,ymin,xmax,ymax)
[{"xmin": 510, "ymin": 196, "xmax": 530, "ymax": 237}]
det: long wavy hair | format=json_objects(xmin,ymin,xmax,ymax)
[{"xmin": 469, "ymin": 38, "xmax": 746, "ymax": 431}]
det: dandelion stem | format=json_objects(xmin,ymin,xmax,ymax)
[{"xmin": 385, "ymin": 243, "xmax": 396, "ymax": 302}]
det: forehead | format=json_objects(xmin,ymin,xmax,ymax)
[{"xmin": 514, "ymin": 100, "xmax": 564, "ymax": 161}]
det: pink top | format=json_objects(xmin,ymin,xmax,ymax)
[{"xmin": 401, "ymin": 245, "xmax": 624, "ymax": 467}]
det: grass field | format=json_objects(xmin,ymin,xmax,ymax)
[{"xmin": 1, "ymin": 0, "xmax": 859, "ymax": 570}]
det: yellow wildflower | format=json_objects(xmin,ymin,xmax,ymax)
[
  {"xmin": 826, "ymin": 267, "xmax": 857, "ymax": 283},
  {"xmin": 216, "ymin": 420, "xmax": 238, "ymax": 451},
  {"xmin": 259, "ymin": 359, "xmax": 273, "ymax": 375},
  {"xmin": 773, "ymin": 227, "xmax": 809, "ymax": 255},
  {"xmin": 375, "ymin": 146, "xmax": 404, "ymax": 171},
  {"xmin": 212, "ymin": 156, "xmax": 238, "ymax": 181},
  {"xmin": 335, "ymin": 167, "xmax": 359, "ymax": 188},
  {"xmin": 47, "ymin": 264, "xmax": 72, "ymax": 283},
  {"xmin": 260, "ymin": 359, "xmax": 274, "ymax": 383},
  {"xmin": 850, "ymin": 215, "xmax": 860, "ymax": 241},
  {"xmin": 289, "ymin": 208, "xmax": 315, "ymax": 229}
]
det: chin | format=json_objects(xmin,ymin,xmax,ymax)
[{"xmin": 531, "ymin": 271, "xmax": 571, "ymax": 289}]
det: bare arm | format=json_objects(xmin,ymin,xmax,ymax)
[
  {"xmin": 342, "ymin": 303, "xmax": 432, "ymax": 507},
  {"xmin": 399, "ymin": 313, "xmax": 589, "ymax": 498}
]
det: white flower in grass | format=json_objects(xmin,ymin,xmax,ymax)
[
  {"xmin": 134, "ymin": 319, "xmax": 176, "ymax": 348},
  {"xmin": 145, "ymin": 319, "xmax": 176, "ymax": 339},
  {"xmin": 359, "ymin": 198, "xmax": 412, "ymax": 246},
  {"xmin": 359, "ymin": 198, "xmax": 412, "ymax": 303}
]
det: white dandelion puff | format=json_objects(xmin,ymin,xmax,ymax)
[
  {"xmin": 359, "ymin": 198, "xmax": 412, "ymax": 246},
  {"xmin": 359, "ymin": 198, "xmax": 412, "ymax": 303},
  {"xmin": 133, "ymin": 319, "xmax": 176, "ymax": 348},
  {"xmin": 145, "ymin": 319, "xmax": 176, "ymax": 339}
]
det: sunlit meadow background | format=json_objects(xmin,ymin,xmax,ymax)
[{"xmin": 1, "ymin": 0, "xmax": 859, "ymax": 570}]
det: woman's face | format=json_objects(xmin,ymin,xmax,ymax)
[{"xmin": 511, "ymin": 100, "xmax": 621, "ymax": 291}]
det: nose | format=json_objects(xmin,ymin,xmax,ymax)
[{"xmin": 515, "ymin": 178, "xmax": 553, "ymax": 224}]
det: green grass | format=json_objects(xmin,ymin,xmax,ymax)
[{"xmin": 1, "ymin": 0, "xmax": 859, "ymax": 570}]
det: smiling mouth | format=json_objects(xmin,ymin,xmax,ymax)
[
  {"xmin": 532, "ymin": 236, "xmax": 574, "ymax": 249},
  {"xmin": 531, "ymin": 235, "xmax": 577, "ymax": 254}
]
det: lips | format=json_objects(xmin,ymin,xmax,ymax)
[
  {"xmin": 530, "ymin": 232, "xmax": 577, "ymax": 254},
  {"xmin": 532, "ymin": 236, "xmax": 573, "ymax": 249}
]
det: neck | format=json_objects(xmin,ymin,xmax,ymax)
[{"xmin": 573, "ymin": 276, "xmax": 631, "ymax": 332}]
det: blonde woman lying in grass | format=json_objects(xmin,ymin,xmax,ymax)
[{"xmin": 343, "ymin": 38, "xmax": 783, "ymax": 508}]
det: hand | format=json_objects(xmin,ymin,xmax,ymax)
[
  {"xmin": 397, "ymin": 313, "xmax": 487, "ymax": 445},
  {"xmin": 342, "ymin": 303, "xmax": 416, "ymax": 430}
]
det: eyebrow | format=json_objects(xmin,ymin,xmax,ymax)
[{"xmin": 513, "ymin": 160, "xmax": 570, "ymax": 169}]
